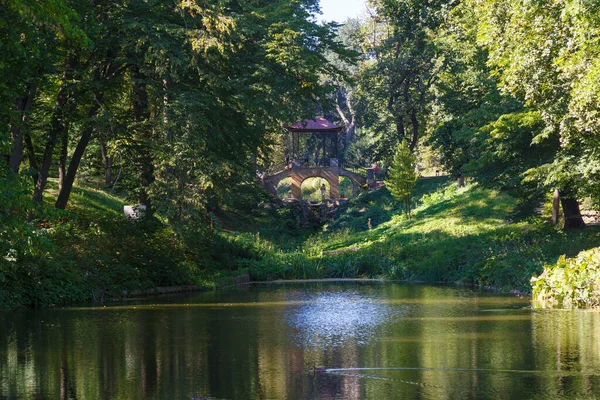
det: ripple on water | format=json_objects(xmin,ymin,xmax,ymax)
[{"xmin": 285, "ymin": 290, "xmax": 408, "ymax": 347}]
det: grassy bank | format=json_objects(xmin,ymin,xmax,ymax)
[
  {"xmin": 2, "ymin": 175, "xmax": 598, "ymax": 309},
  {"xmin": 232, "ymin": 177, "xmax": 599, "ymax": 291},
  {"xmin": 0, "ymin": 178, "xmax": 251, "ymax": 309}
]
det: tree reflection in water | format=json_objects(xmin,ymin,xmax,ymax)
[{"xmin": 1, "ymin": 284, "xmax": 600, "ymax": 399}]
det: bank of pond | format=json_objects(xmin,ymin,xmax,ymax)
[{"xmin": 1, "ymin": 177, "xmax": 599, "ymax": 310}]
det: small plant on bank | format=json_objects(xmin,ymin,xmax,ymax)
[
  {"xmin": 531, "ymin": 247, "xmax": 600, "ymax": 309},
  {"xmin": 385, "ymin": 141, "xmax": 418, "ymax": 218}
]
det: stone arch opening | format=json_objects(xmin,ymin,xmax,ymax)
[
  {"xmin": 291, "ymin": 167, "xmax": 340, "ymax": 199},
  {"xmin": 277, "ymin": 177, "xmax": 293, "ymax": 198},
  {"xmin": 300, "ymin": 177, "xmax": 331, "ymax": 201},
  {"xmin": 339, "ymin": 176, "xmax": 354, "ymax": 198},
  {"xmin": 338, "ymin": 169, "xmax": 364, "ymax": 196}
]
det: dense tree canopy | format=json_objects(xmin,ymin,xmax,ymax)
[
  {"xmin": 3, "ymin": 0, "xmax": 598, "ymax": 226},
  {"xmin": 320, "ymin": 0, "xmax": 598, "ymax": 227},
  {"xmin": 1, "ymin": 0, "xmax": 350, "ymax": 218},
  {"xmin": 472, "ymin": 0, "xmax": 600, "ymax": 225}
]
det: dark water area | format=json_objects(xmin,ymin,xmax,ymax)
[{"xmin": 1, "ymin": 282, "xmax": 600, "ymax": 399}]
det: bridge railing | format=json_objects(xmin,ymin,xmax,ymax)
[{"xmin": 263, "ymin": 160, "xmax": 372, "ymax": 179}]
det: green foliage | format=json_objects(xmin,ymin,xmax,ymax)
[
  {"xmin": 228, "ymin": 178, "xmax": 599, "ymax": 293},
  {"xmin": 465, "ymin": 111, "xmax": 549, "ymax": 188},
  {"xmin": 472, "ymin": 0, "xmax": 600, "ymax": 204},
  {"xmin": 0, "ymin": 177, "xmax": 247, "ymax": 309},
  {"xmin": 343, "ymin": 126, "xmax": 379, "ymax": 167},
  {"xmin": 532, "ymin": 248, "xmax": 600, "ymax": 309},
  {"xmin": 329, "ymin": 187, "xmax": 397, "ymax": 232},
  {"xmin": 385, "ymin": 142, "xmax": 417, "ymax": 217}
]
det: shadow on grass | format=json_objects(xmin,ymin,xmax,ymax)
[
  {"xmin": 329, "ymin": 177, "xmax": 449, "ymax": 233},
  {"xmin": 300, "ymin": 181, "xmax": 600, "ymax": 289},
  {"xmin": 44, "ymin": 180, "xmax": 125, "ymax": 221}
]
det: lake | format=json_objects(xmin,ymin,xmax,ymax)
[{"xmin": 1, "ymin": 282, "xmax": 600, "ymax": 399}]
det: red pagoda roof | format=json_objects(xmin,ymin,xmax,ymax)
[{"xmin": 286, "ymin": 116, "xmax": 343, "ymax": 132}]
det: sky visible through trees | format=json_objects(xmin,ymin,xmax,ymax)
[{"xmin": 319, "ymin": 0, "xmax": 366, "ymax": 23}]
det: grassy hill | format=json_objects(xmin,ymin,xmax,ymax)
[
  {"xmin": 234, "ymin": 177, "xmax": 600, "ymax": 291},
  {"xmin": 0, "ymin": 179, "xmax": 251, "ymax": 308}
]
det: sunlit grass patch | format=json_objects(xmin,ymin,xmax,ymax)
[
  {"xmin": 244, "ymin": 177, "xmax": 600, "ymax": 291},
  {"xmin": 301, "ymin": 177, "xmax": 330, "ymax": 201},
  {"xmin": 277, "ymin": 177, "xmax": 293, "ymax": 198}
]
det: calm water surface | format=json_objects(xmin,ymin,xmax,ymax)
[{"xmin": 1, "ymin": 282, "xmax": 600, "ymax": 399}]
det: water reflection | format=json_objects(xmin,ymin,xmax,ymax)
[
  {"xmin": 286, "ymin": 290, "xmax": 406, "ymax": 347},
  {"xmin": 1, "ymin": 283, "xmax": 600, "ymax": 399}
]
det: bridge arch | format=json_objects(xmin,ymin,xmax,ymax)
[
  {"xmin": 276, "ymin": 177, "xmax": 293, "ymax": 198},
  {"xmin": 263, "ymin": 168, "xmax": 293, "ymax": 197},
  {"xmin": 339, "ymin": 168, "xmax": 365, "ymax": 192},
  {"xmin": 298, "ymin": 175, "xmax": 338, "ymax": 200},
  {"xmin": 291, "ymin": 168, "xmax": 339, "ymax": 199},
  {"xmin": 263, "ymin": 166, "xmax": 366, "ymax": 200}
]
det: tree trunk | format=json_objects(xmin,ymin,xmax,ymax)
[
  {"xmin": 559, "ymin": 190, "xmax": 585, "ymax": 230},
  {"xmin": 335, "ymin": 92, "xmax": 357, "ymax": 151},
  {"xmin": 100, "ymin": 140, "xmax": 112, "ymax": 185},
  {"xmin": 23, "ymin": 130, "xmax": 39, "ymax": 184},
  {"xmin": 409, "ymin": 109, "xmax": 419, "ymax": 151},
  {"xmin": 9, "ymin": 97, "xmax": 26, "ymax": 173},
  {"xmin": 55, "ymin": 102, "xmax": 100, "ymax": 210},
  {"xmin": 163, "ymin": 78, "xmax": 172, "ymax": 142},
  {"xmin": 8, "ymin": 85, "xmax": 35, "ymax": 173},
  {"xmin": 57, "ymin": 121, "xmax": 69, "ymax": 193},
  {"xmin": 131, "ymin": 67, "xmax": 153, "ymax": 209},
  {"xmin": 345, "ymin": 121, "xmax": 356, "ymax": 150},
  {"xmin": 395, "ymin": 114, "xmax": 405, "ymax": 143},
  {"xmin": 31, "ymin": 56, "xmax": 77, "ymax": 206},
  {"xmin": 54, "ymin": 55, "xmax": 123, "ymax": 210},
  {"xmin": 552, "ymin": 189, "xmax": 560, "ymax": 225}
]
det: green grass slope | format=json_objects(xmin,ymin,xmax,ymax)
[
  {"xmin": 240, "ymin": 178, "xmax": 599, "ymax": 291},
  {"xmin": 1, "ymin": 179, "xmax": 250, "ymax": 308},
  {"xmin": 3, "ymin": 175, "xmax": 598, "ymax": 309}
]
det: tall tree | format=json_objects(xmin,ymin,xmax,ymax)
[
  {"xmin": 473, "ymin": 0, "xmax": 597, "ymax": 228},
  {"xmin": 358, "ymin": 0, "xmax": 446, "ymax": 159},
  {"xmin": 1, "ymin": 0, "xmax": 85, "ymax": 176}
]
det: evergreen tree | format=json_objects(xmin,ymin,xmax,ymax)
[{"xmin": 385, "ymin": 141, "xmax": 417, "ymax": 218}]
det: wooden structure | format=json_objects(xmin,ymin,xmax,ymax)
[
  {"xmin": 263, "ymin": 166, "xmax": 365, "ymax": 200},
  {"xmin": 262, "ymin": 117, "xmax": 366, "ymax": 200},
  {"xmin": 287, "ymin": 116, "xmax": 342, "ymax": 167}
]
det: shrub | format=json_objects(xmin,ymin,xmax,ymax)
[{"xmin": 531, "ymin": 247, "xmax": 600, "ymax": 308}]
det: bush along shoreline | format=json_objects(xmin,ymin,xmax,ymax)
[{"xmin": 532, "ymin": 247, "xmax": 600, "ymax": 309}]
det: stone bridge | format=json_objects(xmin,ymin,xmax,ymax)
[{"xmin": 263, "ymin": 167, "xmax": 366, "ymax": 199}]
